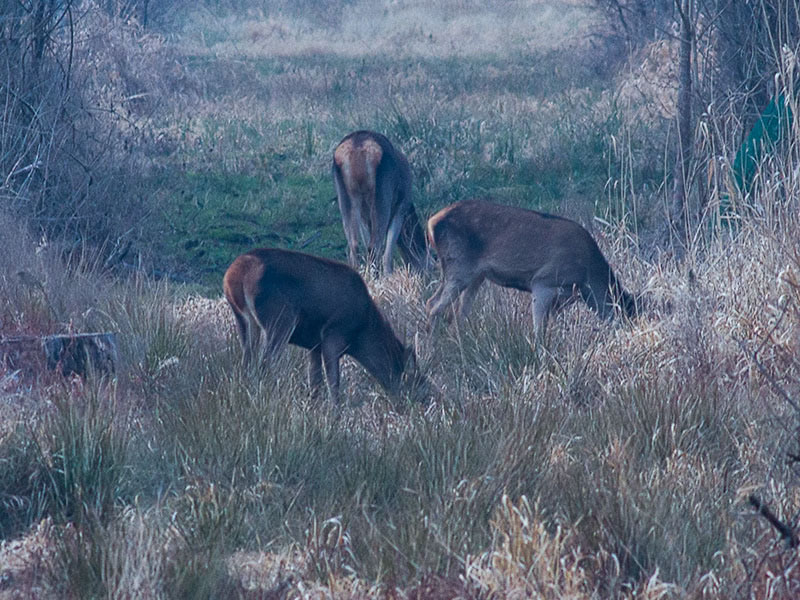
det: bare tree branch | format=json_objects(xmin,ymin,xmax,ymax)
[{"xmin": 749, "ymin": 495, "xmax": 798, "ymax": 548}]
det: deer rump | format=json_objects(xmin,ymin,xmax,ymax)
[
  {"xmin": 425, "ymin": 200, "xmax": 636, "ymax": 337},
  {"xmin": 332, "ymin": 130, "xmax": 427, "ymax": 274},
  {"xmin": 223, "ymin": 247, "xmax": 411, "ymax": 401}
]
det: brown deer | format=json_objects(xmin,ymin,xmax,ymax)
[
  {"xmin": 223, "ymin": 247, "xmax": 427, "ymax": 401},
  {"xmin": 332, "ymin": 130, "xmax": 428, "ymax": 274},
  {"xmin": 426, "ymin": 200, "xmax": 637, "ymax": 340}
]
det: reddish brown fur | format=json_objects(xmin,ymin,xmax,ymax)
[
  {"xmin": 223, "ymin": 247, "xmax": 424, "ymax": 401},
  {"xmin": 426, "ymin": 200, "xmax": 637, "ymax": 339},
  {"xmin": 334, "ymin": 137, "xmax": 382, "ymax": 201},
  {"xmin": 332, "ymin": 131, "xmax": 428, "ymax": 274}
]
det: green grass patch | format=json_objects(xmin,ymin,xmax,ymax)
[{"xmin": 152, "ymin": 169, "xmax": 344, "ymax": 289}]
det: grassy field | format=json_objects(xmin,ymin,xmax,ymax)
[
  {"xmin": 1, "ymin": 1, "xmax": 799, "ymax": 598},
  {"xmin": 120, "ymin": 0, "xmax": 631, "ymax": 287}
]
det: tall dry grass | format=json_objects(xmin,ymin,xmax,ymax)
[{"xmin": 2, "ymin": 172, "xmax": 799, "ymax": 596}]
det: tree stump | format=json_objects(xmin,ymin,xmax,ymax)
[{"xmin": 0, "ymin": 333, "xmax": 118, "ymax": 378}]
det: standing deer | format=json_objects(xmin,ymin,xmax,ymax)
[
  {"xmin": 426, "ymin": 200, "xmax": 637, "ymax": 339},
  {"xmin": 332, "ymin": 130, "xmax": 428, "ymax": 274},
  {"xmin": 223, "ymin": 247, "xmax": 427, "ymax": 401}
]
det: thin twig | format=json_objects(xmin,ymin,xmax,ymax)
[
  {"xmin": 749, "ymin": 494, "xmax": 798, "ymax": 548},
  {"xmin": 733, "ymin": 298, "xmax": 799, "ymax": 413},
  {"xmin": 298, "ymin": 231, "xmax": 321, "ymax": 249}
]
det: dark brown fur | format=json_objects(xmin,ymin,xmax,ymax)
[
  {"xmin": 426, "ymin": 200, "xmax": 637, "ymax": 338},
  {"xmin": 223, "ymin": 247, "xmax": 420, "ymax": 401},
  {"xmin": 332, "ymin": 130, "xmax": 428, "ymax": 274}
]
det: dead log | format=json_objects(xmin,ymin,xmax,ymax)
[{"xmin": 0, "ymin": 332, "xmax": 118, "ymax": 378}]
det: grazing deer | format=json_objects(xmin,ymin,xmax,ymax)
[
  {"xmin": 223, "ymin": 247, "xmax": 427, "ymax": 401},
  {"xmin": 426, "ymin": 200, "xmax": 637, "ymax": 340},
  {"xmin": 332, "ymin": 130, "xmax": 428, "ymax": 274}
]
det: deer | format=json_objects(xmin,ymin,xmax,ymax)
[
  {"xmin": 332, "ymin": 130, "xmax": 429, "ymax": 275},
  {"xmin": 223, "ymin": 247, "xmax": 429, "ymax": 402},
  {"xmin": 425, "ymin": 200, "xmax": 637, "ymax": 341}
]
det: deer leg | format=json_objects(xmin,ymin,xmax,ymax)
[
  {"xmin": 243, "ymin": 313, "xmax": 262, "ymax": 366},
  {"xmin": 335, "ymin": 179, "xmax": 361, "ymax": 268},
  {"xmin": 425, "ymin": 286, "xmax": 444, "ymax": 328},
  {"xmin": 308, "ymin": 346, "xmax": 324, "ymax": 395},
  {"xmin": 455, "ymin": 277, "xmax": 484, "ymax": 321},
  {"xmin": 320, "ymin": 335, "xmax": 347, "ymax": 403},
  {"xmin": 251, "ymin": 303, "xmax": 297, "ymax": 368},
  {"xmin": 229, "ymin": 308, "xmax": 251, "ymax": 364},
  {"xmin": 366, "ymin": 210, "xmax": 386, "ymax": 275},
  {"xmin": 396, "ymin": 206, "xmax": 425, "ymax": 272},
  {"xmin": 426, "ymin": 278, "xmax": 469, "ymax": 325},
  {"xmin": 347, "ymin": 205, "xmax": 364, "ymax": 269},
  {"xmin": 368, "ymin": 175, "xmax": 395, "ymax": 273},
  {"xmin": 382, "ymin": 212, "xmax": 404, "ymax": 274},
  {"xmin": 530, "ymin": 283, "xmax": 558, "ymax": 343},
  {"xmin": 581, "ymin": 277, "xmax": 615, "ymax": 320}
]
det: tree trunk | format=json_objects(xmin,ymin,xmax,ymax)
[
  {"xmin": 30, "ymin": 0, "xmax": 49, "ymax": 77},
  {"xmin": 670, "ymin": 0, "xmax": 694, "ymax": 256}
]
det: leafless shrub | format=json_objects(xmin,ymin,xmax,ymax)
[{"xmin": 0, "ymin": 2, "xmax": 190, "ymax": 257}]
